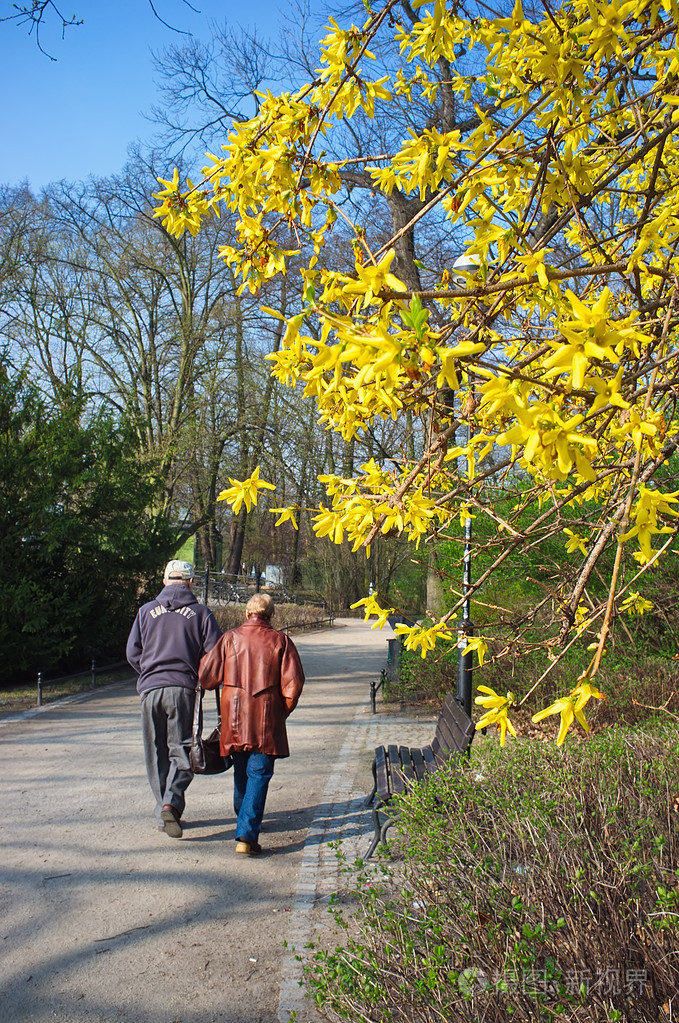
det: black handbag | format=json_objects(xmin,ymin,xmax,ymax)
[{"xmin": 190, "ymin": 687, "xmax": 232, "ymax": 775}]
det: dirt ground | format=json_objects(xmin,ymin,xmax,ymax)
[{"xmin": 0, "ymin": 619, "xmax": 437, "ymax": 1023}]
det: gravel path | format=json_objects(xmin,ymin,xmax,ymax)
[{"xmin": 0, "ymin": 619, "xmax": 437, "ymax": 1023}]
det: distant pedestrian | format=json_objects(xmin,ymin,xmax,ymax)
[
  {"xmin": 126, "ymin": 560, "xmax": 221, "ymax": 838},
  {"xmin": 199, "ymin": 593, "xmax": 305, "ymax": 855}
]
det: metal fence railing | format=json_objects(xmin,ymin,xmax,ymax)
[
  {"xmin": 278, "ymin": 611, "xmax": 335, "ymax": 636},
  {"xmin": 370, "ymin": 668, "xmax": 388, "ymax": 714},
  {"xmin": 198, "ymin": 569, "xmax": 327, "ymax": 609},
  {"xmin": 36, "ymin": 658, "xmax": 130, "ymax": 707}
]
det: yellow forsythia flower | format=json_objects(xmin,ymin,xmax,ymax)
[
  {"xmin": 350, "ymin": 594, "xmax": 395, "ymax": 630},
  {"xmin": 394, "ymin": 621, "xmax": 454, "ymax": 658},
  {"xmin": 532, "ymin": 681, "xmax": 606, "ymax": 745},
  {"xmin": 217, "ymin": 466, "xmax": 276, "ymax": 515},
  {"xmin": 619, "ymin": 591, "xmax": 654, "ymax": 616},
  {"xmin": 270, "ymin": 506, "xmax": 300, "ymax": 530},
  {"xmin": 474, "ymin": 686, "xmax": 517, "ymax": 746}
]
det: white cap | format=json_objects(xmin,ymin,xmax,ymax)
[{"xmin": 164, "ymin": 559, "xmax": 195, "ymax": 581}]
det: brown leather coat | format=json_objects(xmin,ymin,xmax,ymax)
[{"xmin": 198, "ymin": 616, "xmax": 305, "ymax": 758}]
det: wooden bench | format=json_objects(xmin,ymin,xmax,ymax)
[{"xmin": 364, "ymin": 693, "xmax": 475, "ymax": 858}]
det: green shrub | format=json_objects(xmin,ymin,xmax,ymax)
[
  {"xmin": 211, "ymin": 603, "xmax": 332, "ymax": 633},
  {"xmin": 306, "ymin": 726, "xmax": 679, "ymax": 1021},
  {"xmin": 395, "ymin": 640, "xmax": 458, "ymax": 704},
  {"xmin": 395, "ymin": 627, "xmax": 679, "ymax": 730}
]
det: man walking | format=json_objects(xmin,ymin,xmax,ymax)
[
  {"xmin": 199, "ymin": 593, "xmax": 305, "ymax": 855},
  {"xmin": 127, "ymin": 560, "xmax": 221, "ymax": 838}
]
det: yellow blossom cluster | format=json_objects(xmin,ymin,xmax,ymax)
[
  {"xmin": 160, "ymin": 0, "xmax": 679, "ymax": 742},
  {"xmin": 532, "ymin": 681, "xmax": 607, "ymax": 746},
  {"xmin": 475, "ymin": 686, "xmax": 517, "ymax": 747},
  {"xmin": 217, "ymin": 467, "xmax": 275, "ymax": 516},
  {"xmin": 312, "ymin": 458, "xmax": 449, "ymax": 550}
]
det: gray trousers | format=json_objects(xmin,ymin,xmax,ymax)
[{"xmin": 140, "ymin": 686, "xmax": 194, "ymax": 823}]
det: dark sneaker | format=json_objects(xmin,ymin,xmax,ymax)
[
  {"xmin": 235, "ymin": 839, "xmax": 262, "ymax": 856},
  {"xmin": 161, "ymin": 804, "xmax": 183, "ymax": 838}
]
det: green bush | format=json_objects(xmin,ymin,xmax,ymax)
[
  {"xmin": 394, "ymin": 622, "xmax": 679, "ymax": 731},
  {"xmin": 421, "ymin": 474, "xmax": 679, "ymax": 720},
  {"xmin": 212, "ymin": 603, "xmax": 332, "ymax": 633},
  {"xmin": 0, "ymin": 361, "xmax": 174, "ymax": 681},
  {"xmin": 306, "ymin": 726, "xmax": 679, "ymax": 1021},
  {"xmin": 395, "ymin": 639, "xmax": 458, "ymax": 704}
]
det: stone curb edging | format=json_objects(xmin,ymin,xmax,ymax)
[{"xmin": 277, "ymin": 702, "xmax": 438, "ymax": 1022}]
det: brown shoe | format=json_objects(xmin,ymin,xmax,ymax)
[
  {"xmin": 235, "ymin": 839, "xmax": 262, "ymax": 856},
  {"xmin": 161, "ymin": 804, "xmax": 183, "ymax": 838}
]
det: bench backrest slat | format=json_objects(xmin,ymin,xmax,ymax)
[
  {"xmin": 374, "ymin": 744, "xmax": 389, "ymax": 790},
  {"xmin": 373, "ymin": 694, "xmax": 475, "ymax": 806},
  {"xmin": 434, "ymin": 694, "xmax": 475, "ymax": 755},
  {"xmin": 387, "ymin": 744, "xmax": 407, "ymax": 794}
]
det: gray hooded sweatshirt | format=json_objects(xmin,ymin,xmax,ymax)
[{"xmin": 126, "ymin": 584, "xmax": 222, "ymax": 696}]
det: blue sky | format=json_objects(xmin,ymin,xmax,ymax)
[{"xmin": 0, "ymin": 0, "xmax": 325, "ymax": 192}]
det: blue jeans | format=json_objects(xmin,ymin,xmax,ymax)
[{"xmin": 232, "ymin": 751, "xmax": 275, "ymax": 843}]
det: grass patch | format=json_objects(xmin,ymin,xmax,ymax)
[{"xmin": 0, "ymin": 667, "xmax": 133, "ymax": 716}]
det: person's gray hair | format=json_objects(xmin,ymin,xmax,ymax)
[{"xmin": 246, "ymin": 593, "xmax": 275, "ymax": 620}]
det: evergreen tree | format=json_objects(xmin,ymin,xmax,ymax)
[{"xmin": 0, "ymin": 358, "xmax": 174, "ymax": 682}]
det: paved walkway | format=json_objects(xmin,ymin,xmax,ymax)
[{"xmin": 0, "ymin": 619, "xmax": 437, "ymax": 1023}]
